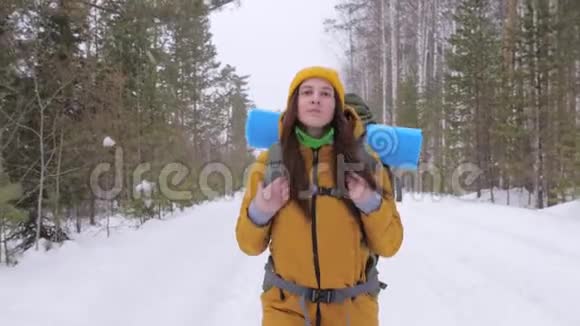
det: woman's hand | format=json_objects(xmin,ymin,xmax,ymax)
[
  {"xmin": 346, "ymin": 172, "xmax": 375, "ymax": 205},
  {"xmin": 254, "ymin": 176, "xmax": 290, "ymax": 217}
]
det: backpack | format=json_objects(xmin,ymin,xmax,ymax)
[
  {"xmin": 262, "ymin": 93, "xmax": 391, "ymax": 297},
  {"xmin": 344, "ymin": 93, "xmax": 376, "ymax": 126},
  {"xmin": 344, "ymin": 93, "xmax": 397, "ymax": 188},
  {"xmin": 345, "ymin": 93, "xmax": 402, "ymax": 202}
]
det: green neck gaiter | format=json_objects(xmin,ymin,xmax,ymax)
[{"xmin": 295, "ymin": 126, "xmax": 334, "ymax": 149}]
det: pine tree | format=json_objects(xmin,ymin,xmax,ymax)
[
  {"xmin": 220, "ymin": 66, "xmax": 253, "ymax": 192},
  {"xmin": 519, "ymin": 0, "xmax": 557, "ymax": 208},
  {"xmin": 552, "ymin": 0, "xmax": 580, "ymax": 202},
  {"xmin": 444, "ymin": 0, "xmax": 500, "ymax": 197},
  {"xmin": 495, "ymin": 0, "xmax": 530, "ymax": 205}
]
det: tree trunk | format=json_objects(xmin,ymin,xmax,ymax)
[
  {"xmin": 528, "ymin": 3, "xmax": 545, "ymax": 209},
  {"xmin": 475, "ymin": 84, "xmax": 482, "ymax": 199},
  {"xmin": 425, "ymin": 1, "xmax": 434, "ymax": 92},
  {"xmin": 575, "ymin": 57, "xmax": 580, "ymax": 196},
  {"xmin": 89, "ymin": 198, "xmax": 96, "ymax": 226},
  {"xmin": 0, "ymin": 218, "xmax": 4, "ymax": 265},
  {"xmin": 35, "ymin": 85, "xmax": 46, "ymax": 251},
  {"xmin": 417, "ymin": 0, "xmax": 426, "ymax": 94},
  {"xmin": 535, "ymin": 71, "xmax": 546, "ymax": 209},
  {"xmin": 75, "ymin": 204, "xmax": 81, "ymax": 234},
  {"xmin": 503, "ymin": 0, "xmax": 519, "ymax": 76},
  {"xmin": 2, "ymin": 222, "xmax": 9, "ymax": 266},
  {"xmin": 507, "ymin": 178, "xmax": 511, "ymax": 205},
  {"xmin": 348, "ymin": 8, "xmax": 355, "ymax": 90},
  {"xmin": 574, "ymin": 54, "xmax": 579, "ymax": 197},
  {"xmin": 54, "ymin": 121, "xmax": 65, "ymax": 233},
  {"xmin": 363, "ymin": 67, "xmax": 370, "ymax": 101},
  {"xmin": 389, "ymin": 0, "xmax": 399, "ymax": 125},
  {"xmin": 0, "ymin": 133, "xmax": 3, "ymax": 265},
  {"xmin": 381, "ymin": 0, "xmax": 388, "ymax": 124}
]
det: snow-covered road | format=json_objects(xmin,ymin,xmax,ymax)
[{"xmin": 1, "ymin": 194, "xmax": 579, "ymax": 326}]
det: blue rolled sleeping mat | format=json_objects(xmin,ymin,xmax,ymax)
[{"xmin": 245, "ymin": 108, "xmax": 422, "ymax": 171}]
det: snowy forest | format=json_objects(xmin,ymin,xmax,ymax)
[
  {"xmin": 1, "ymin": 0, "xmax": 579, "ymax": 266},
  {"xmin": 325, "ymin": 0, "xmax": 580, "ymax": 209},
  {"xmin": 0, "ymin": 0, "xmax": 251, "ymax": 265}
]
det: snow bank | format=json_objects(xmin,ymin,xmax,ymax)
[
  {"xmin": 460, "ymin": 187, "xmax": 533, "ymax": 208},
  {"xmin": 541, "ymin": 200, "xmax": 580, "ymax": 219}
]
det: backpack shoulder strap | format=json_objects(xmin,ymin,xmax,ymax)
[{"xmin": 263, "ymin": 142, "xmax": 284, "ymax": 187}]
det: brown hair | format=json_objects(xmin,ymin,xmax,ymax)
[{"xmin": 280, "ymin": 88, "xmax": 384, "ymax": 218}]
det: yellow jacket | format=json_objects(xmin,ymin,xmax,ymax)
[{"xmin": 235, "ymin": 106, "xmax": 404, "ymax": 325}]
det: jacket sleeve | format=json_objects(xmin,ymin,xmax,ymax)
[
  {"xmin": 235, "ymin": 151, "xmax": 272, "ymax": 256},
  {"xmin": 360, "ymin": 165, "xmax": 404, "ymax": 257}
]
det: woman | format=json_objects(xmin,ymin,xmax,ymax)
[{"xmin": 235, "ymin": 66, "xmax": 403, "ymax": 326}]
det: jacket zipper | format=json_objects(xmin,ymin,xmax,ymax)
[
  {"xmin": 311, "ymin": 148, "xmax": 321, "ymax": 289},
  {"xmin": 311, "ymin": 149, "xmax": 323, "ymax": 326}
]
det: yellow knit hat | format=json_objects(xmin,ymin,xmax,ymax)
[{"xmin": 287, "ymin": 66, "xmax": 345, "ymax": 108}]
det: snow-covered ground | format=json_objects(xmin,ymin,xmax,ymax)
[{"xmin": 1, "ymin": 193, "xmax": 579, "ymax": 326}]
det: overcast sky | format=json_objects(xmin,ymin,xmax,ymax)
[{"xmin": 210, "ymin": 0, "xmax": 342, "ymax": 111}]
